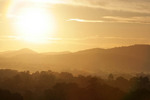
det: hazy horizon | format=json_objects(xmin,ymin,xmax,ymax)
[{"xmin": 0, "ymin": 44, "xmax": 150, "ymax": 53}]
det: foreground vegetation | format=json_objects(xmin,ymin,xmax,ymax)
[{"xmin": 0, "ymin": 69, "xmax": 150, "ymax": 100}]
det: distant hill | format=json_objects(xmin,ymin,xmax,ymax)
[
  {"xmin": 0, "ymin": 48, "xmax": 37, "ymax": 57},
  {"xmin": 41, "ymin": 51, "xmax": 71, "ymax": 55},
  {"xmin": 0, "ymin": 44, "xmax": 150, "ymax": 74}
]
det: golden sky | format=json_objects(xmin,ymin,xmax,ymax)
[{"xmin": 0, "ymin": 0, "xmax": 150, "ymax": 52}]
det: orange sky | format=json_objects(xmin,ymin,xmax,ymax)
[{"xmin": 0, "ymin": 0, "xmax": 150, "ymax": 52}]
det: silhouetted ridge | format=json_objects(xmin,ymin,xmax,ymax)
[
  {"xmin": 0, "ymin": 44, "xmax": 150, "ymax": 73},
  {"xmin": 0, "ymin": 48, "xmax": 37, "ymax": 57},
  {"xmin": 75, "ymin": 48, "xmax": 105, "ymax": 54},
  {"xmin": 107, "ymin": 44, "xmax": 150, "ymax": 57},
  {"xmin": 17, "ymin": 48, "xmax": 37, "ymax": 54},
  {"xmin": 42, "ymin": 51, "xmax": 71, "ymax": 55}
]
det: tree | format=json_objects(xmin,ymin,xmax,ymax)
[{"xmin": 108, "ymin": 74, "xmax": 114, "ymax": 81}]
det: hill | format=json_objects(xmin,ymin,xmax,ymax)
[
  {"xmin": 0, "ymin": 44, "xmax": 150, "ymax": 75},
  {"xmin": 0, "ymin": 48, "xmax": 37, "ymax": 57}
]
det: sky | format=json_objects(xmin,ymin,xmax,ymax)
[{"xmin": 0, "ymin": 0, "xmax": 150, "ymax": 52}]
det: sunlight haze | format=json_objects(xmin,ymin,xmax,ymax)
[{"xmin": 0, "ymin": 0, "xmax": 150, "ymax": 52}]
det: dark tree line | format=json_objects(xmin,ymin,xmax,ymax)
[
  {"xmin": 0, "ymin": 89, "xmax": 23, "ymax": 100},
  {"xmin": 0, "ymin": 69, "xmax": 150, "ymax": 100}
]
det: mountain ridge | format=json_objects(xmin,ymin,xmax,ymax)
[{"xmin": 0, "ymin": 44, "xmax": 150, "ymax": 74}]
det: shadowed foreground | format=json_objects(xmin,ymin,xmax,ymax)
[{"xmin": 0, "ymin": 69, "xmax": 150, "ymax": 100}]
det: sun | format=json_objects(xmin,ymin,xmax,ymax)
[{"xmin": 15, "ymin": 7, "xmax": 55, "ymax": 43}]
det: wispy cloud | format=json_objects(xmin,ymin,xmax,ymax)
[
  {"xmin": 2, "ymin": 0, "xmax": 150, "ymax": 14},
  {"xmin": 68, "ymin": 16, "xmax": 150, "ymax": 24},
  {"xmin": 49, "ymin": 0, "xmax": 150, "ymax": 14},
  {"xmin": 44, "ymin": 36, "xmax": 150, "ymax": 49},
  {"xmin": 1, "ymin": 35, "xmax": 150, "ymax": 49},
  {"xmin": 103, "ymin": 16, "xmax": 150, "ymax": 24},
  {"xmin": 67, "ymin": 19, "xmax": 104, "ymax": 23}
]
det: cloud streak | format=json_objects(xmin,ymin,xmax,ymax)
[
  {"xmin": 103, "ymin": 16, "xmax": 150, "ymax": 24},
  {"xmin": 68, "ymin": 16, "xmax": 150, "ymax": 24},
  {"xmin": 2, "ymin": 0, "xmax": 150, "ymax": 14},
  {"xmin": 48, "ymin": 0, "xmax": 150, "ymax": 14},
  {"xmin": 1, "ymin": 35, "xmax": 150, "ymax": 50},
  {"xmin": 67, "ymin": 19, "xmax": 104, "ymax": 23}
]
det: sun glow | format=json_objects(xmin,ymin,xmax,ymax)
[{"xmin": 15, "ymin": 7, "xmax": 55, "ymax": 43}]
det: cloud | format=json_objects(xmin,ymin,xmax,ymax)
[
  {"xmin": 48, "ymin": 0, "xmax": 150, "ymax": 14},
  {"xmin": 1, "ymin": 35, "xmax": 150, "ymax": 50},
  {"xmin": 103, "ymin": 16, "xmax": 150, "ymax": 24},
  {"xmin": 46, "ymin": 36, "xmax": 150, "ymax": 49},
  {"xmin": 67, "ymin": 16, "xmax": 150, "ymax": 24},
  {"xmin": 2, "ymin": 0, "xmax": 150, "ymax": 14},
  {"xmin": 67, "ymin": 19, "xmax": 104, "ymax": 23},
  {"xmin": 3, "ymin": 0, "xmax": 150, "ymax": 22},
  {"xmin": 0, "ymin": 36, "xmax": 18, "ymax": 41}
]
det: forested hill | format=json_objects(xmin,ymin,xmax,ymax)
[{"xmin": 0, "ymin": 44, "xmax": 150, "ymax": 74}]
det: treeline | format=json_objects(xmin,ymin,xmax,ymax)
[{"xmin": 0, "ymin": 69, "xmax": 150, "ymax": 100}]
